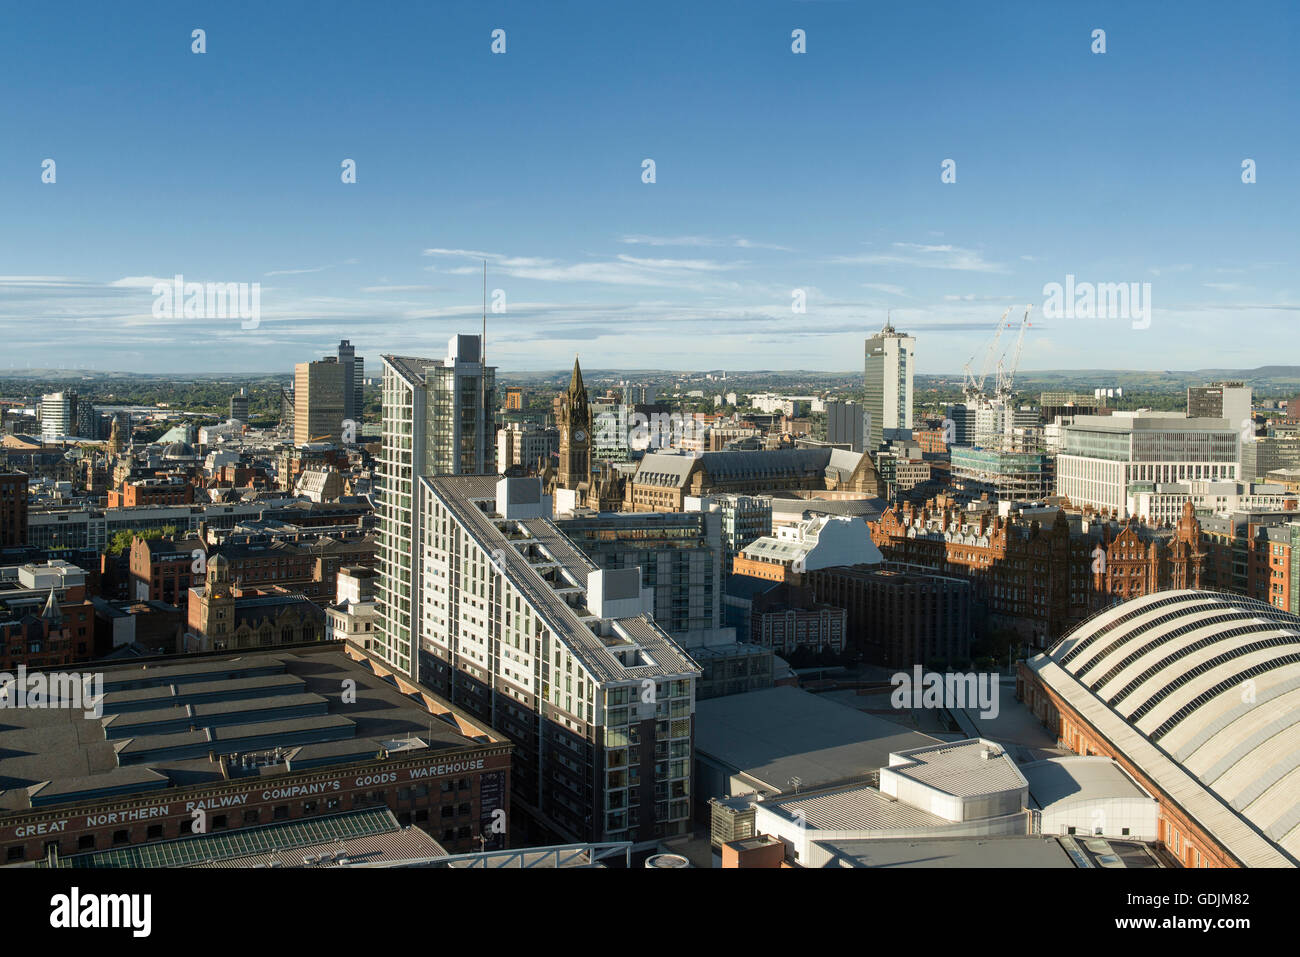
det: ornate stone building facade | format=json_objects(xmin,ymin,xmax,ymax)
[
  {"xmin": 624, "ymin": 447, "xmax": 885, "ymax": 513},
  {"xmin": 870, "ymin": 497, "xmax": 1206, "ymax": 646},
  {"xmin": 186, "ymin": 553, "xmax": 326, "ymax": 652}
]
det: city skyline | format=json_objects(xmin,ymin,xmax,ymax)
[{"xmin": 1, "ymin": 1, "xmax": 1294, "ymax": 375}]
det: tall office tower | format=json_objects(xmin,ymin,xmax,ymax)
[
  {"xmin": 556, "ymin": 358, "xmax": 593, "ymax": 488},
  {"xmin": 40, "ymin": 392, "xmax": 77, "ymax": 440},
  {"xmin": 946, "ymin": 402, "xmax": 975, "ymax": 445},
  {"xmin": 337, "ymin": 339, "xmax": 365, "ymax": 426},
  {"xmin": 591, "ymin": 401, "xmax": 631, "ymax": 462},
  {"xmin": 1189, "ymin": 381, "xmax": 1253, "ymax": 476},
  {"xmin": 1189, "ymin": 381, "xmax": 1252, "ymax": 430},
  {"xmin": 294, "ymin": 358, "xmax": 347, "ymax": 445},
  {"xmin": 417, "ymin": 474, "xmax": 698, "ymax": 845},
  {"xmin": 709, "ymin": 493, "xmax": 773, "ymax": 576},
  {"xmin": 0, "ymin": 473, "xmax": 28, "ymax": 546},
  {"xmin": 864, "ymin": 320, "xmax": 915, "ymax": 450},
  {"xmin": 826, "ymin": 400, "xmax": 870, "ymax": 453},
  {"xmin": 374, "ymin": 334, "xmax": 496, "ymax": 678},
  {"xmin": 75, "ymin": 400, "xmax": 98, "ymax": 440},
  {"xmin": 230, "ymin": 388, "xmax": 249, "ymax": 423},
  {"xmin": 279, "ymin": 388, "xmax": 295, "ymax": 439}
]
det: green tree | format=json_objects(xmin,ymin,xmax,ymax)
[{"xmin": 106, "ymin": 525, "xmax": 178, "ymax": 556}]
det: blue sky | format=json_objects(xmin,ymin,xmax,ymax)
[{"xmin": 0, "ymin": 0, "xmax": 1295, "ymax": 375}]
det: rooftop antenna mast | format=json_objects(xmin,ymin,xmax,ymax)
[{"xmin": 481, "ymin": 259, "xmax": 488, "ymax": 473}]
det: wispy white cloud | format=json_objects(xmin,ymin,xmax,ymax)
[
  {"xmin": 619, "ymin": 234, "xmax": 792, "ymax": 251},
  {"xmin": 831, "ymin": 242, "xmax": 1008, "ymax": 273},
  {"xmin": 424, "ymin": 247, "xmax": 746, "ymax": 289}
]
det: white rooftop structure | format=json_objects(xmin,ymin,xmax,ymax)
[
  {"xmin": 739, "ymin": 514, "xmax": 882, "ymax": 571},
  {"xmin": 881, "ymin": 738, "xmax": 1028, "ymax": 823},
  {"xmin": 726, "ymin": 736, "xmax": 1032, "ymax": 867},
  {"xmin": 1022, "ymin": 755, "xmax": 1160, "ymax": 841}
]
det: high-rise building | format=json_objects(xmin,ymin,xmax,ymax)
[
  {"xmin": 695, "ymin": 493, "xmax": 772, "ymax": 576},
  {"xmin": 40, "ymin": 392, "xmax": 77, "ymax": 439},
  {"xmin": 557, "ymin": 510, "xmax": 725, "ymax": 643},
  {"xmin": 505, "ymin": 387, "xmax": 525, "ymax": 411},
  {"xmin": 1055, "ymin": 413, "xmax": 1240, "ymax": 517},
  {"xmin": 373, "ymin": 335, "xmax": 495, "ymax": 677},
  {"xmin": 415, "ymin": 474, "xmax": 698, "ymax": 846},
  {"xmin": 497, "ymin": 422, "xmax": 559, "ymax": 473},
  {"xmin": 279, "ymin": 388, "xmax": 295, "ymax": 439},
  {"xmin": 294, "ymin": 358, "xmax": 347, "ymax": 445},
  {"xmin": 0, "ymin": 473, "xmax": 28, "ymax": 547},
  {"xmin": 826, "ymin": 400, "xmax": 870, "ymax": 453},
  {"xmin": 864, "ymin": 320, "xmax": 915, "ymax": 450},
  {"xmin": 337, "ymin": 339, "xmax": 365, "ymax": 426},
  {"xmin": 230, "ymin": 388, "xmax": 249, "ymax": 423},
  {"xmin": 590, "ymin": 400, "xmax": 631, "ymax": 462},
  {"xmin": 75, "ymin": 399, "xmax": 98, "ymax": 440},
  {"xmin": 1188, "ymin": 381, "xmax": 1252, "ymax": 432}
]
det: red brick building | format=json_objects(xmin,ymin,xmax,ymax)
[
  {"xmin": 0, "ymin": 473, "xmax": 27, "ymax": 546},
  {"xmin": 0, "ymin": 566, "xmax": 95, "ymax": 670},
  {"xmin": 870, "ymin": 497, "xmax": 1206, "ymax": 647},
  {"xmin": 108, "ymin": 478, "xmax": 195, "ymax": 508},
  {"xmin": 750, "ymin": 582, "xmax": 847, "ymax": 655},
  {"xmin": 129, "ymin": 533, "xmax": 377, "ymax": 607}
]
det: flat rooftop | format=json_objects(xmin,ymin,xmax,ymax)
[
  {"xmin": 0, "ymin": 645, "xmax": 492, "ymax": 814},
  {"xmin": 815, "ymin": 835, "xmax": 1077, "ymax": 868},
  {"xmin": 764, "ymin": 783, "xmax": 948, "ymax": 830},
  {"xmin": 1022, "ymin": 756, "xmax": 1153, "ymax": 809},
  {"xmin": 885, "ymin": 739, "xmax": 1027, "ymax": 798},
  {"xmin": 695, "ymin": 686, "xmax": 940, "ymax": 793}
]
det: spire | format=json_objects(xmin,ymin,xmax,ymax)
[
  {"xmin": 568, "ymin": 356, "xmax": 585, "ymax": 395},
  {"xmin": 41, "ymin": 585, "xmax": 62, "ymax": 622}
]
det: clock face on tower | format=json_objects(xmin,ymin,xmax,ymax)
[{"xmin": 574, "ymin": 429, "xmax": 587, "ymax": 443}]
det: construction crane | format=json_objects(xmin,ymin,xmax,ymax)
[
  {"xmin": 962, "ymin": 308, "xmax": 1011, "ymax": 400},
  {"xmin": 994, "ymin": 305, "xmax": 1033, "ymax": 399}
]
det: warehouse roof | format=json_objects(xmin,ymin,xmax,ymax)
[
  {"xmin": 695, "ymin": 685, "xmax": 939, "ymax": 793},
  {"xmin": 0, "ymin": 645, "xmax": 491, "ymax": 814}
]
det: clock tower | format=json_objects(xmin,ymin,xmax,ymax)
[{"xmin": 557, "ymin": 356, "xmax": 591, "ymax": 491}]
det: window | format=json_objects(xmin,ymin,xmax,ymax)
[
  {"xmin": 274, "ymin": 805, "xmax": 289, "ymax": 821},
  {"xmin": 146, "ymin": 824, "xmax": 163, "ymax": 840}
]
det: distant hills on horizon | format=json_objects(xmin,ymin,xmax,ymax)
[{"xmin": 5, "ymin": 365, "xmax": 1300, "ymax": 392}]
